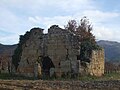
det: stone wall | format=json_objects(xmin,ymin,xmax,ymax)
[
  {"xmin": 16, "ymin": 26, "xmax": 81, "ymax": 78},
  {"xmin": 14, "ymin": 25, "xmax": 104, "ymax": 78},
  {"xmin": 47, "ymin": 25, "xmax": 80, "ymax": 77},
  {"xmin": 17, "ymin": 28, "xmax": 44, "ymax": 77},
  {"xmin": 88, "ymin": 49, "xmax": 104, "ymax": 76}
]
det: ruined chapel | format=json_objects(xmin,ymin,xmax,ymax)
[{"xmin": 12, "ymin": 25, "xmax": 104, "ymax": 78}]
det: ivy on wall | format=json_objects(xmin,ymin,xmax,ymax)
[{"xmin": 12, "ymin": 31, "xmax": 30, "ymax": 70}]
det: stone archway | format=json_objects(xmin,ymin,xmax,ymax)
[{"xmin": 42, "ymin": 56, "xmax": 55, "ymax": 78}]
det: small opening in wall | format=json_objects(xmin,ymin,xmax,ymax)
[
  {"xmin": 58, "ymin": 62, "xmax": 60, "ymax": 68},
  {"xmin": 58, "ymin": 62, "xmax": 60, "ymax": 66},
  {"xmin": 26, "ymin": 59, "xmax": 29, "ymax": 64},
  {"xmin": 42, "ymin": 56, "xmax": 55, "ymax": 77},
  {"xmin": 77, "ymin": 55, "xmax": 80, "ymax": 60}
]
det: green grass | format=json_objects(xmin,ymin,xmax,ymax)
[
  {"xmin": 40, "ymin": 72, "xmax": 120, "ymax": 81},
  {"xmin": 79, "ymin": 75, "xmax": 98, "ymax": 81},
  {"xmin": 0, "ymin": 72, "xmax": 119, "ymax": 81},
  {"xmin": 0, "ymin": 73, "xmax": 34, "ymax": 80},
  {"xmin": 100, "ymin": 72, "xmax": 120, "ymax": 80},
  {"xmin": 78, "ymin": 72, "xmax": 120, "ymax": 81}
]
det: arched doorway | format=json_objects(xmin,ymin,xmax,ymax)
[{"xmin": 42, "ymin": 56, "xmax": 55, "ymax": 78}]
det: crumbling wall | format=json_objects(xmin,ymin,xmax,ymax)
[
  {"xmin": 47, "ymin": 25, "xmax": 80, "ymax": 77},
  {"xmin": 88, "ymin": 49, "xmax": 104, "ymax": 76},
  {"xmin": 17, "ymin": 28, "xmax": 43, "ymax": 77},
  {"xmin": 14, "ymin": 25, "xmax": 104, "ymax": 78}
]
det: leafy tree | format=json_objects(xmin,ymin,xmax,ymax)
[{"xmin": 65, "ymin": 17, "xmax": 101, "ymax": 63}]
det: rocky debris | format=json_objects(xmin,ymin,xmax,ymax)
[{"xmin": 0, "ymin": 80, "xmax": 120, "ymax": 90}]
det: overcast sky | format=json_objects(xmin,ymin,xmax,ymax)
[{"xmin": 0, "ymin": 0, "xmax": 120, "ymax": 45}]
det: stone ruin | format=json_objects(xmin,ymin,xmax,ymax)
[{"xmin": 13, "ymin": 25, "xmax": 104, "ymax": 78}]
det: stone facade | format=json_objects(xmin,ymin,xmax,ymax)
[
  {"xmin": 46, "ymin": 25, "xmax": 80, "ymax": 77},
  {"xmin": 88, "ymin": 49, "xmax": 104, "ymax": 76},
  {"xmin": 15, "ymin": 25, "xmax": 104, "ymax": 78},
  {"xmin": 79, "ymin": 49, "xmax": 104, "ymax": 76},
  {"xmin": 17, "ymin": 28, "xmax": 44, "ymax": 77}
]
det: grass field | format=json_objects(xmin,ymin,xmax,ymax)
[
  {"xmin": 0, "ymin": 72, "xmax": 119, "ymax": 81},
  {"xmin": 79, "ymin": 72, "xmax": 120, "ymax": 81}
]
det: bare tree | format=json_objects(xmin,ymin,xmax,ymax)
[
  {"xmin": 76, "ymin": 16, "xmax": 95, "ymax": 43},
  {"xmin": 65, "ymin": 20, "xmax": 77, "ymax": 33}
]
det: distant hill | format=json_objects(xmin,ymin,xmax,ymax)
[
  {"xmin": 0, "ymin": 43, "xmax": 17, "ymax": 55},
  {"xmin": 97, "ymin": 40, "xmax": 120, "ymax": 62}
]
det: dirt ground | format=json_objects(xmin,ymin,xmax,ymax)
[{"xmin": 0, "ymin": 80, "xmax": 120, "ymax": 90}]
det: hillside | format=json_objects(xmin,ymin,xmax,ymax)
[
  {"xmin": 97, "ymin": 40, "xmax": 120, "ymax": 62},
  {"xmin": 0, "ymin": 43, "xmax": 17, "ymax": 55}
]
